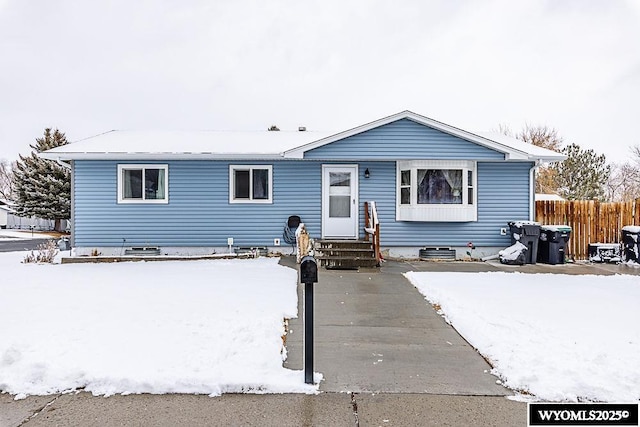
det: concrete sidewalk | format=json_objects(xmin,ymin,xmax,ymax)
[{"xmin": 1, "ymin": 391, "xmax": 527, "ymax": 426}]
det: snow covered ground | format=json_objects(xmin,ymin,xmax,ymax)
[
  {"xmin": 4, "ymin": 247, "xmax": 638, "ymax": 403},
  {"xmin": 405, "ymin": 271, "xmax": 640, "ymax": 402},
  {"xmin": 0, "ymin": 252, "xmax": 318, "ymax": 399}
]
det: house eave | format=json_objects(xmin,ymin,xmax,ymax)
[
  {"xmin": 39, "ymin": 152, "xmax": 287, "ymax": 161},
  {"xmin": 532, "ymin": 154, "xmax": 567, "ymax": 163},
  {"xmin": 504, "ymin": 153, "xmax": 567, "ymax": 162}
]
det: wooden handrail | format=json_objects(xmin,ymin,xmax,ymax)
[{"xmin": 364, "ymin": 201, "xmax": 381, "ymax": 266}]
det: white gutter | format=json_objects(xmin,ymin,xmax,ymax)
[
  {"xmin": 529, "ymin": 160, "xmax": 540, "ymax": 221},
  {"xmin": 41, "ymin": 152, "xmax": 287, "ymax": 161}
]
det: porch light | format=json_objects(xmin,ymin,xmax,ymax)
[{"xmin": 364, "ymin": 168, "xmax": 370, "ymax": 179}]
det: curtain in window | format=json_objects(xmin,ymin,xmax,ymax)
[
  {"xmin": 418, "ymin": 169, "xmax": 462, "ymax": 204},
  {"xmin": 252, "ymin": 169, "xmax": 268, "ymax": 200},
  {"xmin": 124, "ymin": 169, "xmax": 142, "ymax": 199},
  {"xmin": 156, "ymin": 169, "xmax": 165, "ymax": 199},
  {"xmin": 441, "ymin": 170, "xmax": 462, "ymax": 204},
  {"xmin": 417, "ymin": 170, "xmax": 431, "ymax": 204}
]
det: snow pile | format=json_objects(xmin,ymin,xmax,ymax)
[
  {"xmin": 621, "ymin": 225, "xmax": 640, "ymax": 234},
  {"xmin": 0, "ymin": 253, "xmax": 318, "ymax": 398},
  {"xmin": 405, "ymin": 271, "xmax": 640, "ymax": 402},
  {"xmin": 509, "ymin": 220, "xmax": 540, "ymax": 228},
  {"xmin": 498, "ymin": 241, "xmax": 527, "ymax": 265}
]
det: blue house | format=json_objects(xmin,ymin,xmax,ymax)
[{"xmin": 41, "ymin": 111, "xmax": 565, "ymax": 261}]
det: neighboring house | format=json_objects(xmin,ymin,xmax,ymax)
[
  {"xmin": 0, "ymin": 198, "xmax": 60, "ymax": 231},
  {"xmin": 40, "ymin": 111, "xmax": 565, "ymax": 258},
  {"xmin": 0, "ymin": 199, "xmax": 11, "ymax": 229}
]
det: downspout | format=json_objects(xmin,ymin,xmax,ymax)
[
  {"xmin": 55, "ymin": 158, "xmax": 73, "ymax": 247},
  {"xmin": 529, "ymin": 160, "xmax": 541, "ymax": 221}
]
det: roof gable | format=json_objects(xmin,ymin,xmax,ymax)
[
  {"xmin": 284, "ymin": 111, "xmax": 565, "ymax": 162},
  {"xmin": 299, "ymin": 118, "xmax": 505, "ymax": 161}
]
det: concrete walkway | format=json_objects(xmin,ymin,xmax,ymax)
[{"xmin": 281, "ymin": 257, "xmax": 507, "ymax": 396}]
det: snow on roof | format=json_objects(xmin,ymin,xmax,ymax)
[
  {"xmin": 475, "ymin": 132, "xmax": 566, "ymax": 163},
  {"xmin": 41, "ymin": 130, "xmax": 334, "ymax": 160},
  {"xmin": 39, "ymin": 111, "xmax": 567, "ymax": 162}
]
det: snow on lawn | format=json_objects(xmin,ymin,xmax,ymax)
[
  {"xmin": 0, "ymin": 252, "xmax": 318, "ymax": 398},
  {"xmin": 405, "ymin": 271, "xmax": 640, "ymax": 403}
]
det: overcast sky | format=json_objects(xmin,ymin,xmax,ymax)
[{"xmin": 1, "ymin": 0, "xmax": 638, "ymax": 164}]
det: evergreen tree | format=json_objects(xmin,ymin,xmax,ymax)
[
  {"xmin": 12, "ymin": 129, "xmax": 71, "ymax": 230},
  {"xmin": 553, "ymin": 143, "xmax": 610, "ymax": 200}
]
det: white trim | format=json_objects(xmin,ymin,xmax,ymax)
[
  {"xmin": 41, "ymin": 152, "xmax": 287, "ymax": 161},
  {"xmin": 396, "ymin": 160, "xmax": 477, "ymax": 222},
  {"xmin": 228, "ymin": 165, "xmax": 273, "ymax": 204},
  {"xmin": 529, "ymin": 162, "xmax": 538, "ymax": 220},
  {"xmin": 321, "ymin": 164, "xmax": 359, "ymax": 239},
  {"xmin": 117, "ymin": 164, "xmax": 169, "ymax": 204}
]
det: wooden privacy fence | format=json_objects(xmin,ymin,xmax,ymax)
[{"xmin": 535, "ymin": 199, "xmax": 640, "ymax": 260}]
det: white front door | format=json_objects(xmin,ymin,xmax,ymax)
[{"xmin": 322, "ymin": 165, "xmax": 358, "ymax": 239}]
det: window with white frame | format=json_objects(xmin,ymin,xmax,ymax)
[
  {"xmin": 229, "ymin": 165, "xmax": 273, "ymax": 203},
  {"xmin": 397, "ymin": 160, "xmax": 476, "ymax": 222},
  {"xmin": 117, "ymin": 164, "xmax": 168, "ymax": 204}
]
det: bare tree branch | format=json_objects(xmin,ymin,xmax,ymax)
[{"xmin": 0, "ymin": 160, "xmax": 15, "ymax": 200}]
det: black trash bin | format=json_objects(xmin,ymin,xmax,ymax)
[
  {"xmin": 508, "ymin": 221, "xmax": 541, "ymax": 264},
  {"xmin": 621, "ymin": 226, "xmax": 640, "ymax": 263},
  {"xmin": 538, "ymin": 225, "xmax": 572, "ymax": 265}
]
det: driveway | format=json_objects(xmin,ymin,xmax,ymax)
[{"xmin": 0, "ymin": 238, "xmax": 52, "ymax": 253}]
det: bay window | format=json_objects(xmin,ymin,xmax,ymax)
[{"xmin": 397, "ymin": 160, "xmax": 476, "ymax": 221}]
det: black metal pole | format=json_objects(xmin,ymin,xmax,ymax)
[{"xmin": 304, "ymin": 281, "xmax": 314, "ymax": 384}]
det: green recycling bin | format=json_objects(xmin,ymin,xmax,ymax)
[{"xmin": 538, "ymin": 225, "xmax": 572, "ymax": 264}]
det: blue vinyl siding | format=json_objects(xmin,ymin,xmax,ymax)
[
  {"xmin": 304, "ymin": 119, "xmax": 505, "ymax": 161},
  {"xmin": 74, "ymin": 160, "xmax": 531, "ymax": 248},
  {"xmin": 74, "ymin": 161, "xmax": 323, "ymax": 247},
  {"xmin": 358, "ymin": 161, "xmax": 530, "ymax": 247}
]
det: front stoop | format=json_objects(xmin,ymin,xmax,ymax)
[{"xmin": 315, "ymin": 239, "xmax": 378, "ymax": 269}]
